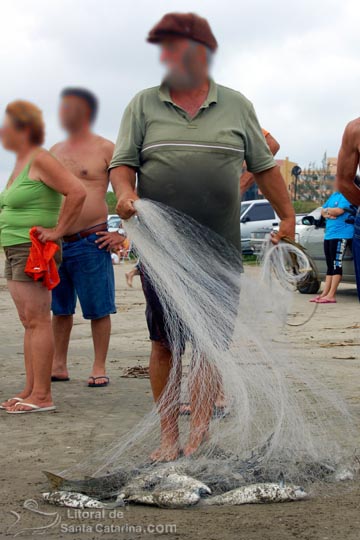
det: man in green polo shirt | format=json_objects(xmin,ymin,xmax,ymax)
[{"xmin": 110, "ymin": 12, "xmax": 295, "ymax": 462}]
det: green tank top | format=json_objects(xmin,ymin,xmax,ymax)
[{"xmin": 0, "ymin": 154, "xmax": 63, "ymax": 247}]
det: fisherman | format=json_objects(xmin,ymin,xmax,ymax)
[
  {"xmin": 336, "ymin": 118, "xmax": 360, "ymax": 300},
  {"xmin": 110, "ymin": 12, "xmax": 295, "ymax": 461},
  {"xmin": 51, "ymin": 88, "xmax": 125, "ymax": 387}
]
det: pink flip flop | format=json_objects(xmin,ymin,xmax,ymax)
[
  {"xmin": 309, "ymin": 296, "xmax": 321, "ymax": 303},
  {"xmin": 315, "ymin": 298, "xmax": 337, "ymax": 304}
]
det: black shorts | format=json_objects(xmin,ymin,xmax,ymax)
[
  {"xmin": 139, "ymin": 264, "xmax": 240, "ymax": 354},
  {"xmin": 140, "ymin": 266, "xmax": 186, "ymax": 353},
  {"xmin": 324, "ymin": 238, "xmax": 351, "ymax": 276}
]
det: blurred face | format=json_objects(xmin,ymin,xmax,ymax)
[
  {"xmin": 0, "ymin": 114, "xmax": 30, "ymax": 151},
  {"xmin": 160, "ymin": 38, "xmax": 208, "ymax": 90},
  {"xmin": 59, "ymin": 95, "xmax": 91, "ymax": 133}
]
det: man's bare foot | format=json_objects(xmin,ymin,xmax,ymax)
[
  {"xmin": 125, "ymin": 271, "xmax": 134, "ymax": 287},
  {"xmin": 51, "ymin": 371, "xmax": 70, "ymax": 381},
  {"xmin": 88, "ymin": 366, "xmax": 109, "ymax": 386},
  {"xmin": 126, "ymin": 268, "xmax": 140, "ymax": 288},
  {"xmin": 51, "ymin": 364, "xmax": 69, "ymax": 381},
  {"xmin": 183, "ymin": 428, "xmax": 210, "ymax": 457},
  {"xmin": 150, "ymin": 438, "xmax": 180, "ymax": 462}
]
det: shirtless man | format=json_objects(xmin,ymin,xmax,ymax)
[
  {"xmin": 336, "ymin": 118, "xmax": 360, "ymax": 300},
  {"xmin": 51, "ymin": 88, "xmax": 124, "ymax": 386}
]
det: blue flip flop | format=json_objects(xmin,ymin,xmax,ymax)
[{"xmin": 88, "ymin": 376, "xmax": 110, "ymax": 388}]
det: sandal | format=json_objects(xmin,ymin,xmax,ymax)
[
  {"xmin": 7, "ymin": 402, "xmax": 56, "ymax": 414},
  {"xmin": 0, "ymin": 397, "xmax": 24, "ymax": 410},
  {"xmin": 88, "ymin": 376, "xmax": 110, "ymax": 388}
]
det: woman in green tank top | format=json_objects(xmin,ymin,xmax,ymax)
[{"xmin": 0, "ymin": 100, "xmax": 86, "ymax": 414}]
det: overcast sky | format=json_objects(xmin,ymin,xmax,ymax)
[{"xmin": 1, "ymin": 0, "xmax": 359, "ymax": 187}]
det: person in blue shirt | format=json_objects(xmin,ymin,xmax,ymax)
[{"xmin": 311, "ymin": 180, "xmax": 354, "ymax": 303}]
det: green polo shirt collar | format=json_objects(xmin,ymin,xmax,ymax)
[{"xmin": 158, "ymin": 78, "xmax": 218, "ymax": 109}]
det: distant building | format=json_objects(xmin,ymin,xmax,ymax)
[
  {"xmin": 276, "ymin": 157, "xmax": 298, "ymax": 194},
  {"xmin": 242, "ymin": 157, "xmax": 298, "ymax": 201},
  {"xmin": 327, "ymin": 157, "xmax": 337, "ymax": 176}
]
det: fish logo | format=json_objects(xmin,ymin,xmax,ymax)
[{"xmin": 7, "ymin": 499, "xmax": 61, "ymax": 537}]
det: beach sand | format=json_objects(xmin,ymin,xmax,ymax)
[{"xmin": 0, "ymin": 259, "xmax": 360, "ymax": 539}]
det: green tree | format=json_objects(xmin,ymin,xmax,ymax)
[{"xmin": 106, "ymin": 191, "xmax": 117, "ymax": 213}]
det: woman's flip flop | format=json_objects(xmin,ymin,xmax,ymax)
[
  {"xmin": 6, "ymin": 402, "xmax": 56, "ymax": 414},
  {"xmin": 0, "ymin": 397, "xmax": 24, "ymax": 410}
]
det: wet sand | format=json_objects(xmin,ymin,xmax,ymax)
[{"xmin": 0, "ymin": 260, "xmax": 360, "ymax": 539}]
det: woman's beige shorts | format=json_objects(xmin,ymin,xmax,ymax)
[{"xmin": 4, "ymin": 242, "xmax": 62, "ymax": 282}]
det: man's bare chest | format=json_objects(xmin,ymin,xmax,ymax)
[{"xmin": 57, "ymin": 151, "xmax": 108, "ymax": 181}]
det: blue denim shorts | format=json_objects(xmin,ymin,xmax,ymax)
[{"xmin": 51, "ymin": 233, "xmax": 116, "ymax": 320}]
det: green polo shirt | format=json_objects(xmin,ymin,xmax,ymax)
[{"xmin": 110, "ymin": 79, "xmax": 276, "ymax": 250}]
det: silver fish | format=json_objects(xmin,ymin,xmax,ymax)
[
  {"xmin": 203, "ymin": 483, "xmax": 307, "ymax": 506},
  {"xmin": 119, "ymin": 469, "xmax": 210, "ymax": 499},
  {"xmin": 162, "ymin": 473, "xmax": 211, "ymax": 495},
  {"xmin": 126, "ymin": 488, "xmax": 201, "ymax": 508},
  {"xmin": 43, "ymin": 469, "xmax": 129, "ymax": 499},
  {"xmin": 42, "ymin": 491, "xmax": 125, "ymax": 509}
]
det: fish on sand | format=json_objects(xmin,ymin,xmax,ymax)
[
  {"xmin": 126, "ymin": 488, "xmax": 201, "ymax": 508},
  {"xmin": 203, "ymin": 483, "xmax": 307, "ymax": 506},
  {"xmin": 43, "ymin": 469, "xmax": 130, "ymax": 500},
  {"xmin": 42, "ymin": 491, "xmax": 125, "ymax": 509}
]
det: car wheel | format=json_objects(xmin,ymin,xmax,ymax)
[{"xmin": 297, "ymin": 270, "xmax": 321, "ymax": 294}]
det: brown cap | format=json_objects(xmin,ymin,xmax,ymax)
[{"xmin": 147, "ymin": 12, "xmax": 218, "ymax": 52}]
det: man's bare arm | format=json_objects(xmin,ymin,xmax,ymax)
[
  {"xmin": 110, "ymin": 165, "xmax": 139, "ymax": 219},
  {"xmin": 253, "ymin": 166, "xmax": 295, "ymax": 242},
  {"xmin": 337, "ymin": 120, "xmax": 360, "ymax": 206},
  {"xmin": 240, "ymin": 132, "xmax": 280, "ymax": 196},
  {"xmin": 103, "ymin": 139, "xmax": 115, "ymax": 168}
]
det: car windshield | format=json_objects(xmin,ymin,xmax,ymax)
[
  {"xmin": 240, "ymin": 203, "xmax": 251, "ymax": 216},
  {"xmin": 108, "ymin": 216, "xmax": 121, "ymax": 228}
]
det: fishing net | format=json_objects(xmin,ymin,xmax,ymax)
[{"xmin": 62, "ymin": 199, "xmax": 355, "ymax": 494}]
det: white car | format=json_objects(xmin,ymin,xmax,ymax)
[
  {"xmin": 107, "ymin": 214, "xmax": 122, "ymax": 232},
  {"xmin": 241, "ymin": 200, "xmax": 280, "ymax": 254}
]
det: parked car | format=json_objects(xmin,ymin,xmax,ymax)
[
  {"xmin": 249, "ymin": 207, "xmax": 356, "ymax": 293},
  {"xmin": 107, "ymin": 214, "xmax": 122, "ymax": 232},
  {"xmin": 240, "ymin": 200, "xmax": 280, "ymax": 254}
]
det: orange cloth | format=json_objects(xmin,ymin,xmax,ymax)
[
  {"xmin": 122, "ymin": 238, "xmax": 130, "ymax": 251},
  {"xmin": 262, "ymin": 128, "xmax": 270, "ymax": 137},
  {"xmin": 25, "ymin": 227, "xmax": 60, "ymax": 290}
]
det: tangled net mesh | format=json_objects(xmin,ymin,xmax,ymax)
[{"xmin": 63, "ymin": 199, "xmax": 355, "ymax": 494}]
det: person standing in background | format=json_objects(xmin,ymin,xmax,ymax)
[
  {"xmin": 0, "ymin": 100, "xmax": 85, "ymax": 413},
  {"xmin": 50, "ymin": 88, "xmax": 125, "ymax": 387},
  {"xmin": 310, "ymin": 180, "xmax": 354, "ymax": 304}
]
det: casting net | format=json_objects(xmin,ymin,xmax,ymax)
[{"xmin": 62, "ymin": 199, "xmax": 355, "ymax": 493}]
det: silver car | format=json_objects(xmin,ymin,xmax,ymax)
[
  {"xmin": 241, "ymin": 200, "xmax": 280, "ymax": 254},
  {"xmin": 250, "ymin": 207, "xmax": 356, "ymax": 294}
]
